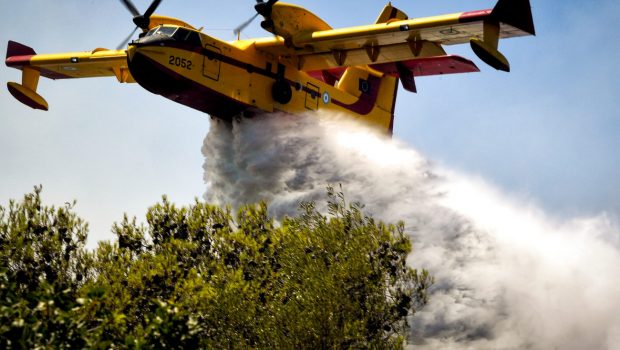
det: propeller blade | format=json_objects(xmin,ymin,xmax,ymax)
[
  {"xmin": 117, "ymin": 26, "xmax": 139, "ymax": 50},
  {"xmin": 123, "ymin": 0, "xmax": 164, "ymax": 30},
  {"xmin": 119, "ymin": 0, "xmax": 140, "ymax": 17},
  {"xmin": 255, "ymin": 0, "xmax": 278, "ymax": 17},
  {"xmin": 234, "ymin": 13, "xmax": 260, "ymax": 37},
  {"xmin": 144, "ymin": 0, "xmax": 163, "ymax": 18}
]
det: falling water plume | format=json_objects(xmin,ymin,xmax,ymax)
[{"xmin": 202, "ymin": 113, "xmax": 620, "ymax": 350}]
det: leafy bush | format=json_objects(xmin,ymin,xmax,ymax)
[{"xmin": 0, "ymin": 187, "xmax": 432, "ymax": 349}]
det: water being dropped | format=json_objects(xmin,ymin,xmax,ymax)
[{"xmin": 202, "ymin": 113, "xmax": 620, "ymax": 350}]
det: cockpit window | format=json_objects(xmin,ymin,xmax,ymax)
[
  {"xmin": 145, "ymin": 28, "xmax": 158, "ymax": 37},
  {"xmin": 173, "ymin": 28, "xmax": 202, "ymax": 47},
  {"xmin": 141, "ymin": 25, "xmax": 201, "ymax": 46},
  {"xmin": 173, "ymin": 28, "xmax": 190, "ymax": 41},
  {"xmin": 186, "ymin": 31, "xmax": 202, "ymax": 46},
  {"xmin": 156, "ymin": 26, "xmax": 177, "ymax": 37}
]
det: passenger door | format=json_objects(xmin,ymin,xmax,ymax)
[{"xmin": 202, "ymin": 45, "xmax": 221, "ymax": 81}]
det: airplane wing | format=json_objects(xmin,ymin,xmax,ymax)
[
  {"xmin": 5, "ymin": 41, "xmax": 132, "ymax": 110},
  {"xmin": 254, "ymin": 0, "xmax": 535, "ymax": 78}
]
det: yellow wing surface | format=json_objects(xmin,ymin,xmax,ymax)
[
  {"xmin": 254, "ymin": 0, "xmax": 535, "ymax": 73},
  {"xmin": 5, "ymin": 41, "xmax": 131, "ymax": 110}
]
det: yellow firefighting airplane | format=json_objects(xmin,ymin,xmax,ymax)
[{"xmin": 6, "ymin": 0, "xmax": 534, "ymax": 133}]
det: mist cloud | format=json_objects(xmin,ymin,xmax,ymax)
[{"xmin": 202, "ymin": 113, "xmax": 620, "ymax": 349}]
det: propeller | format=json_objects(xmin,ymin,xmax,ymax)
[
  {"xmin": 119, "ymin": 0, "xmax": 140, "ymax": 17},
  {"xmin": 255, "ymin": 0, "xmax": 279, "ymax": 17},
  {"xmin": 233, "ymin": 13, "xmax": 260, "ymax": 37},
  {"xmin": 133, "ymin": 0, "xmax": 163, "ymax": 30},
  {"xmin": 116, "ymin": 27, "xmax": 139, "ymax": 50},
  {"xmin": 117, "ymin": 0, "xmax": 164, "ymax": 49},
  {"xmin": 234, "ymin": 0, "xmax": 279, "ymax": 38}
]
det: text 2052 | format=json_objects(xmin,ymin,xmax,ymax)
[{"xmin": 168, "ymin": 56, "xmax": 192, "ymax": 70}]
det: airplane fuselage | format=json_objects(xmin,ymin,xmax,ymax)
[{"xmin": 127, "ymin": 26, "xmax": 396, "ymax": 130}]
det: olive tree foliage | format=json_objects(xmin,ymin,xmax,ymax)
[
  {"xmin": 0, "ymin": 186, "xmax": 433, "ymax": 349},
  {"xmin": 0, "ymin": 186, "xmax": 93, "ymax": 348}
]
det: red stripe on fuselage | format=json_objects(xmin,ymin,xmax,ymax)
[
  {"xmin": 330, "ymin": 75, "xmax": 381, "ymax": 115},
  {"xmin": 459, "ymin": 9, "xmax": 492, "ymax": 23},
  {"xmin": 6, "ymin": 54, "xmax": 72, "ymax": 79},
  {"xmin": 5, "ymin": 54, "xmax": 34, "ymax": 68}
]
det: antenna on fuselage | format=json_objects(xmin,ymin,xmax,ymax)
[{"xmin": 234, "ymin": 12, "xmax": 260, "ymax": 40}]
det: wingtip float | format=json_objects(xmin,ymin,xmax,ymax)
[{"xmin": 5, "ymin": 0, "xmax": 534, "ymax": 133}]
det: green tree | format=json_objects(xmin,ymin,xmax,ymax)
[
  {"xmin": 0, "ymin": 186, "xmax": 433, "ymax": 349},
  {"xmin": 0, "ymin": 186, "xmax": 93, "ymax": 348}
]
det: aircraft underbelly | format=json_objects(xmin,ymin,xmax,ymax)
[{"xmin": 128, "ymin": 49, "xmax": 248, "ymax": 119}]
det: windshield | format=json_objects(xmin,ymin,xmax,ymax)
[
  {"xmin": 144, "ymin": 26, "xmax": 177, "ymax": 37},
  {"xmin": 141, "ymin": 25, "xmax": 201, "ymax": 46},
  {"xmin": 156, "ymin": 26, "xmax": 177, "ymax": 37},
  {"xmin": 145, "ymin": 28, "xmax": 158, "ymax": 37},
  {"xmin": 173, "ymin": 28, "xmax": 202, "ymax": 46}
]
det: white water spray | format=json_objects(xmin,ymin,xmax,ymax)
[{"xmin": 202, "ymin": 113, "xmax": 620, "ymax": 349}]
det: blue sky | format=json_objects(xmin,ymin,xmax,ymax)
[{"xmin": 1, "ymin": 0, "xmax": 619, "ymax": 245}]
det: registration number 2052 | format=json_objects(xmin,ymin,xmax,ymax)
[{"xmin": 168, "ymin": 56, "xmax": 192, "ymax": 70}]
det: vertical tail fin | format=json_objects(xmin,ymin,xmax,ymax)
[
  {"xmin": 6, "ymin": 40, "xmax": 36, "ymax": 59},
  {"xmin": 373, "ymin": 3, "xmax": 406, "ymax": 133},
  {"xmin": 331, "ymin": 3, "xmax": 406, "ymax": 134},
  {"xmin": 375, "ymin": 74, "xmax": 399, "ymax": 134},
  {"xmin": 492, "ymin": 0, "xmax": 535, "ymax": 36}
]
